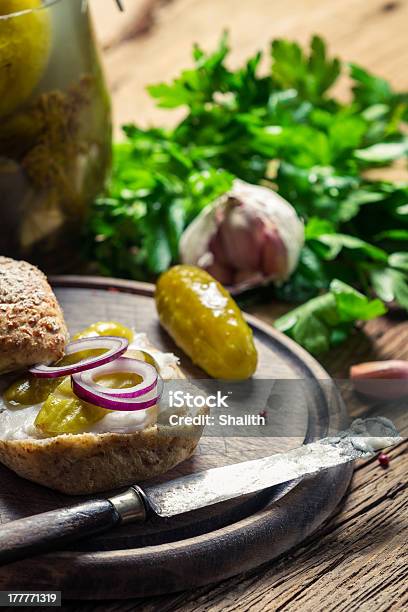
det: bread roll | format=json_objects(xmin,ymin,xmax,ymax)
[{"xmin": 0, "ymin": 257, "xmax": 68, "ymax": 374}]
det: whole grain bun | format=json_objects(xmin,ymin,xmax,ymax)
[
  {"xmin": 0, "ymin": 257, "xmax": 68, "ymax": 374},
  {"xmin": 0, "ymin": 348, "xmax": 205, "ymax": 495}
]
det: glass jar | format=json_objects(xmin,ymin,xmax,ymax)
[{"xmin": 0, "ymin": 0, "xmax": 112, "ymax": 272}]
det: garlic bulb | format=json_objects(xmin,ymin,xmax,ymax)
[{"xmin": 180, "ymin": 179, "xmax": 304, "ymax": 291}]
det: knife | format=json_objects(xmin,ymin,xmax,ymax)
[{"xmin": 0, "ymin": 417, "xmax": 401, "ymax": 565}]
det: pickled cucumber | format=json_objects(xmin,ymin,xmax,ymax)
[
  {"xmin": 0, "ymin": 0, "xmax": 51, "ymax": 118},
  {"xmin": 34, "ymin": 377, "xmax": 108, "ymax": 436},
  {"xmin": 4, "ymin": 321, "xmax": 134, "ymax": 408},
  {"xmin": 34, "ymin": 367, "xmax": 145, "ymax": 436},
  {"xmin": 4, "ymin": 375, "xmax": 59, "ymax": 406},
  {"xmin": 95, "ymin": 371, "xmax": 142, "ymax": 390},
  {"xmin": 4, "ymin": 348, "xmax": 105, "ymax": 406},
  {"xmin": 126, "ymin": 349, "xmax": 157, "ymax": 369},
  {"xmin": 155, "ymin": 266, "xmax": 258, "ymax": 379},
  {"xmin": 74, "ymin": 321, "xmax": 134, "ymax": 343},
  {"xmin": 32, "ymin": 322, "xmax": 142, "ymax": 435}
]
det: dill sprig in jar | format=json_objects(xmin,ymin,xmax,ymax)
[{"xmin": 0, "ymin": 0, "xmax": 112, "ymax": 271}]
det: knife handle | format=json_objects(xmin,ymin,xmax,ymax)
[{"xmin": 0, "ymin": 487, "xmax": 148, "ymax": 565}]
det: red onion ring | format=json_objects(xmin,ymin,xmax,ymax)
[
  {"xmin": 29, "ymin": 336, "xmax": 129, "ymax": 379},
  {"xmin": 72, "ymin": 357, "xmax": 158, "ymax": 399},
  {"xmin": 72, "ymin": 369, "xmax": 163, "ymax": 411}
]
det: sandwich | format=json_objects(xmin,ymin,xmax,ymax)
[{"xmin": 0, "ymin": 258, "xmax": 205, "ymax": 494}]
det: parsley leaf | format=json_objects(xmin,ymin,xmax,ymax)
[
  {"xmin": 369, "ymin": 263, "xmax": 408, "ymax": 311},
  {"xmin": 350, "ymin": 63, "xmax": 394, "ymax": 108},
  {"xmin": 148, "ymin": 33, "xmax": 231, "ymax": 110},
  {"xmin": 271, "ymin": 36, "xmax": 341, "ymax": 103},
  {"xmin": 275, "ymin": 280, "xmax": 387, "ymax": 355}
]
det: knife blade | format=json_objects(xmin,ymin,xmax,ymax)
[
  {"xmin": 0, "ymin": 417, "xmax": 401, "ymax": 565},
  {"xmin": 143, "ymin": 416, "xmax": 401, "ymax": 516}
]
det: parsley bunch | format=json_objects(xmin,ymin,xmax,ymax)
[{"xmin": 87, "ymin": 34, "xmax": 408, "ymax": 354}]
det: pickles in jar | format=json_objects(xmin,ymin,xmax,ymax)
[
  {"xmin": 155, "ymin": 265, "xmax": 258, "ymax": 379},
  {"xmin": 0, "ymin": 0, "xmax": 51, "ymax": 119}
]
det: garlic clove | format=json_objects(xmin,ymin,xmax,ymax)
[
  {"xmin": 205, "ymin": 261, "xmax": 235, "ymax": 286},
  {"xmin": 208, "ymin": 229, "xmax": 230, "ymax": 267},
  {"xmin": 218, "ymin": 201, "xmax": 264, "ymax": 270},
  {"xmin": 261, "ymin": 225, "xmax": 288, "ymax": 279},
  {"xmin": 350, "ymin": 360, "xmax": 408, "ymax": 399},
  {"xmin": 351, "ymin": 360, "xmax": 408, "ymax": 379}
]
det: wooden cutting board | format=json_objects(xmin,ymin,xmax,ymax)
[{"xmin": 0, "ymin": 276, "xmax": 353, "ymax": 599}]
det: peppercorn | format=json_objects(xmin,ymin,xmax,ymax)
[{"xmin": 378, "ymin": 453, "xmax": 390, "ymax": 468}]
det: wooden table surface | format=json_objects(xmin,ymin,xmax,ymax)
[{"xmin": 65, "ymin": 1, "xmax": 407, "ymax": 609}]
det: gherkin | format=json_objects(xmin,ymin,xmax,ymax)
[
  {"xmin": 35, "ymin": 377, "xmax": 108, "ymax": 436},
  {"xmin": 155, "ymin": 266, "xmax": 258, "ymax": 380},
  {"xmin": 73, "ymin": 321, "xmax": 134, "ymax": 343},
  {"xmin": 4, "ymin": 376, "xmax": 60, "ymax": 406},
  {"xmin": 5, "ymin": 321, "xmax": 136, "ymax": 434}
]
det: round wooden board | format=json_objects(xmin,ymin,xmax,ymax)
[{"xmin": 0, "ymin": 276, "xmax": 353, "ymax": 599}]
